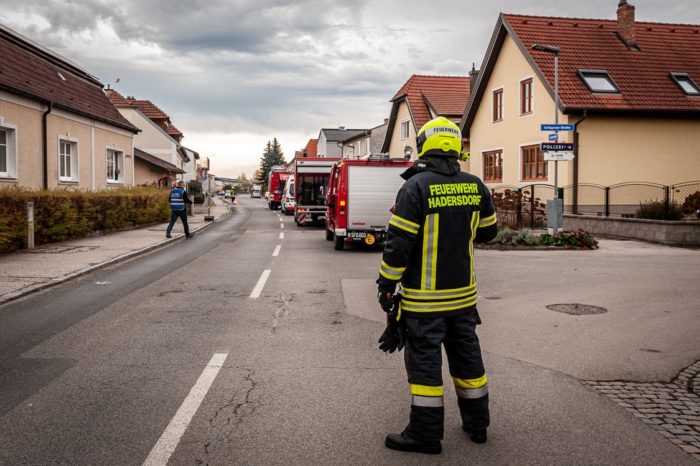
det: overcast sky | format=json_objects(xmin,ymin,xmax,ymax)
[{"xmin": 2, "ymin": 0, "xmax": 698, "ymax": 178}]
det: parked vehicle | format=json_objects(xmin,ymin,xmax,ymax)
[
  {"xmin": 326, "ymin": 155, "xmax": 413, "ymax": 250},
  {"xmin": 251, "ymin": 185, "xmax": 262, "ymax": 198},
  {"xmin": 282, "ymin": 174, "xmax": 296, "ymax": 215},
  {"xmin": 267, "ymin": 166, "xmax": 290, "ymax": 210},
  {"xmin": 292, "ymin": 157, "xmax": 340, "ymax": 226}
]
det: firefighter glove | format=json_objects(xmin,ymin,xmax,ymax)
[
  {"xmin": 378, "ymin": 317, "xmax": 405, "ymax": 353},
  {"xmin": 378, "ymin": 291, "xmax": 394, "ymax": 314}
]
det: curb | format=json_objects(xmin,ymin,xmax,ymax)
[{"xmin": 0, "ymin": 209, "xmax": 231, "ymax": 306}]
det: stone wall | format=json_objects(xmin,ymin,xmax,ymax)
[{"xmin": 563, "ymin": 215, "xmax": 700, "ymax": 247}]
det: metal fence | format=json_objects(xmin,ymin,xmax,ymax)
[{"xmin": 491, "ymin": 181, "xmax": 700, "ymax": 229}]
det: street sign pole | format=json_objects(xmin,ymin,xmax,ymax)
[{"xmin": 553, "ymin": 52, "xmax": 560, "ymax": 232}]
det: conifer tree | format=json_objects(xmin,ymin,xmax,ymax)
[{"xmin": 259, "ymin": 138, "xmax": 286, "ymax": 186}]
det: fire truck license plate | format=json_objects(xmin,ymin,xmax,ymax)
[{"xmin": 348, "ymin": 231, "xmax": 366, "ymax": 239}]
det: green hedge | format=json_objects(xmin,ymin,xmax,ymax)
[{"xmin": 0, "ymin": 187, "xmax": 170, "ymax": 253}]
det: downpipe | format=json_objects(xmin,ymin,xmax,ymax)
[
  {"xmin": 572, "ymin": 110, "xmax": 587, "ymax": 215},
  {"xmin": 42, "ymin": 101, "xmax": 53, "ymax": 189}
]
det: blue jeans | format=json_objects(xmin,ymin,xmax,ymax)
[{"xmin": 166, "ymin": 209, "xmax": 190, "ymax": 236}]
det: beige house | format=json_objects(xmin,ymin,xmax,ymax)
[
  {"xmin": 461, "ymin": 2, "xmax": 700, "ymax": 214},
  {"xmin": 105, "ymin": 89, "xmax": 193, "ymax": 186},
  {"xmin": 0, "ymin": 24, "xmax": 139, "ymax": 189},
  {"xmin": 382, "ymin": 74, "xmax": 471, "ymax": 163}
]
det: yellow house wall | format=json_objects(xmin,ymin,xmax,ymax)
[
  {"xmin": 469, "ymin": 33, "xmax": 569, "ymax": 188},
  {"xmin": 134, "ymin": 159, "xmax": 169, "ymax": 186},
  {"xmin": 387, "ymin": 101, "xmax": 417, "ymax": 158},
  {"xmin": 578, "ymin": 116, "xmax": 700, "ymax": 185},
  {"xmin": 0, "ymin": 96, "xmax": 43, "ymax": 188},
  {"xmin": 92, "ymin": 125, "xmax": 134, "ymax": 190}
]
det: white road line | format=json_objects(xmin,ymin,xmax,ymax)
[
  {"xmin": 250, "ymin": 269, "xmax": 271, "ymax": 298},
  {"xmin": 279, "ymin": 232, "xmax": 284, "ymax": 240},
  {"xmin": 143, "ymin": 352, "xmax": 228, "ymax": 466},
  {"xmin": 280, "ymin": 223, "xmax": 284, "ymax": 229},
  {"xmin": 272, "ymin": 245, "xmax": 281, "ymax": 256}
]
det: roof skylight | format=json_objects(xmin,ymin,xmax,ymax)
[
  {"xmin": 670, "ymin": 73, "xmax": 700, "ymax": 96},
  {"xmin": 578, "ymin": 70, "xmax": 620, "ymax": 93}
]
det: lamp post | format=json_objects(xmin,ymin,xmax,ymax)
[{"xmin": 531, "ymin": 44, "xmax": 562, "ymax": 232}]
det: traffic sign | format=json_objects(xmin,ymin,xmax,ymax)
[
  {"xmin": 541, "ymin": 124, "xmax": 575, "ymax": 132},
  {"xmin": 541, "ymin": 142, "xmax": 574, "ymax": 151},
  {"xmin": 548, "ymin": 133, "xmax": 558, "ymax": 141},
  {"xmin": 544, "ymin": 153, "xmax": 575, "ymax": 161}
]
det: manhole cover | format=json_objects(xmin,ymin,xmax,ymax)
[{"xmin": 546, "ymin": 303, "xmax": 608, "ymax": 315}]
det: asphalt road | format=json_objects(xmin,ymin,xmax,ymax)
[{"xmin": 0, "ymin": 196, "xmax": 697, "ymax": 465}]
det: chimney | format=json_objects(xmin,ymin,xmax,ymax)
[
  {"xmin": 469, "ymin": 63, "xmax": 480, "ymax": 93},
  {"xmin": 384, "ymin": 118, "xmax": 389, "ymax": 124},
  {"xmin": 617, "ymin": 0, "xmax": 638, "ymax": 48}
]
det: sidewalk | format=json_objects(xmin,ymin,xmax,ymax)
[{"xmin": 0, "ymin": 199, "xmax": 232, "ymax": 305}]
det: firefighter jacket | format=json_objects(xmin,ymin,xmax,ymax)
[{"xmin": 377, "ymin": 155, "xmax": 498, "ymax": 318}]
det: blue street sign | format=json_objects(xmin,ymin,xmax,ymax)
[
  {"xmin": 541, "ymin": 142, "xmax": 574, "ymax": 151},
  {"xmin": 548, "ymin": 133, "xmax": 558, "ymax": 141},
  {"xmin": 541, "ymin": 124, "xmax": 575, "ymax": 132}
]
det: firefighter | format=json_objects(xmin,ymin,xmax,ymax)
[{"xmin": 376, "ymin": 116, "xmax": 498, "ymax": 454}]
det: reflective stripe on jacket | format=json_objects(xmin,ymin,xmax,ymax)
[
  {"xmin": 169, "ymin": 188, "xmax": 186, "ymax": 210},
  {"xmin": 377, "ymin": 165, "xmax": 496, "ymax": 318}
]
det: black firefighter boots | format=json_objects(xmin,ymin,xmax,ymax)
[
  {"xmin": 462, "ymin": 424, "xmax": 488, "ymax": 444},
  {"xmin": 385, "ymin": 432, "xmax": 442, "ymax": 454}
]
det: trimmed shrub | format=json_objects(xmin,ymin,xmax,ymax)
[
  {"xmin": 193, "ymin": 193, "xmax": 206, "ymax": 204},
  {"xmin": 0, "ymin": 187, "xmax": 170, "ymax": 253},
  {"xmin": 489, "ymin": 226, "xmax": 540, "ymax": 246},
  {"xmin": 539, "ymin": 229, "xmax": 599, "ymax": 249},
  {"xmin": 635, "ymin": 200, "xmax": 683, "ymax": 220},
  {"xmin": 681, "ymin": 191, "xmax": 700, "ymax": 217}
]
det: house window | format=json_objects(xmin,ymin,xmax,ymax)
[
  {"xmin": 106, "ymin": 149, "xmax": 123, "ymax": 183},
  {"xmin": 59, "ymin": 139, "xmax": 78, "ymax": 181},
  {"xmin": 0, "ymin": 126, "xmax": 16, "ymax": 178},
  {"xmin": 483, "ymin": 150, "xmax": 503, "ymax": 182},
  {"xmin": 400, "ymin": 120, "xmax": 410, "ymax": 139},
  {"xmin": 520, "ymin": 78, "xmax": 533, "ymax": 115},
  {"xmin": 493, "ymin": 89, "xmax": 503, "ymax": 122},
  {"xmin": 0, "ymin": 130, "xmax": 6, "ymax": 175},
  {"xmin": 578, "ymin": 70, "xmax": 620, "ymax": 93},
  {"xmin": 670, "ymin": 73, "xmax": 700, "ymax": 96},
  {"xmin": 521, "ymin": 145, "xmax": 547, "ymax": 181}
]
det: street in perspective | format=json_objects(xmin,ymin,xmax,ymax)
[{"xmin": 1, "ymin": 0, "xmax": 700, "ymax": 465}]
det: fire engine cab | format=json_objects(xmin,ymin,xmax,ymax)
[
  {"xmin": 267, "ymin": 166, "xmax": 290, "ymax": 210},
  {"xmin": 326, "ymin": 154, "xmax": 413, "ymax": 250}
]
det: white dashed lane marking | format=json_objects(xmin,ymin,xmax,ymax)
[
  {"xmin": 272, "ymin": 245, "xmax": 281, "ymax": 257},
  {"xmin": 250, "ymin": 269, "xmax": 271, "ymax": 298},
  {"xmin": 143, "ymin": 352, "xmax": 229, "ymax": 466}
]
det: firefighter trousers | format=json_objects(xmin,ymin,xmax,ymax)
[{"xmin": 403, "ymin": 309, "xmax": 489, "ymax": 442}]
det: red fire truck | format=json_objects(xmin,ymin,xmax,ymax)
[
  {"xmin": 325, "ymin": 155, "xmax": 413, "ymax": 250},
  {"xmin": 267, "ymin": 166, "xmax": 290, "ymax": 210},
  {"xmin": 293, "ymin": 157, "xmax": 339, "ymax": 226}
]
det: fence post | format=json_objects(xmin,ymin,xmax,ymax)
[
  {"xmin": 27, "ymin": 201, "xmax": 35, "ymax": 250},
  {"xmin": 664, "ymin": 185, "xmax": 670, "ymax": 218},
  {"xmin": 604, "ymin": 187, "xmax": 610, "ymax": 217},
  {"xmin": 516, "ymin": 188, "xmax": 523, "ymax": 228},
  {"xmin": 530, "ymin": 185, "xmax": 535, "ymax": 228}
]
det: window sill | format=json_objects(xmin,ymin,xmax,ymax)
[
  {"xmin": 0, "ymin": 176, "xmax": 18, "ymax": 182},
  {"xmin": 59, "ymin": 180, "xmax": 80, "ymax": 185},
  {"xmin": 106, "ymin": 180, "xmax": 125, "ymax": 186},
  {"xmin": 492, "ymin": 119, "xmax": 503, "ymax": 124}
]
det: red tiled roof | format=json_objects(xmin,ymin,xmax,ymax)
[
  {"xmin": 304, "ymin": 138, "xmax": 318, "ymax": 158},
  {"xmin": 503, "ymin": 13, "xmax": 700, "ymax": 112},
  {"xmin": 105, "ymin": 89, "xmax": 184, "ymax": 140},
  {"xmin": 392, "ymin": 75, "xmax": 471, "ymax": 129},
  {"xmin": 0, "ymin": 26, "xmax": 139, "ymax": 133}
]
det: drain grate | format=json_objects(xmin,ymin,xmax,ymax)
[{"xmin": 546, "ymin": 303, "xmax": 608, "ymax": 315}]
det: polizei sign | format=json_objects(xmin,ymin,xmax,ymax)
[{"xmin": 541, "ymin": 142, "xmax": 574, "ymax": 152}]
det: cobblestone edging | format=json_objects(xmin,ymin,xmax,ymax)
[{"xmin": 583, "ymin": 361, "xmax": 700, "ymax": 461}]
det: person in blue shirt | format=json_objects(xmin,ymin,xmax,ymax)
[{"xmin": 166, "ymin": 180, "xmax": 193, "ymax": 238}]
